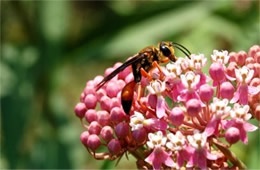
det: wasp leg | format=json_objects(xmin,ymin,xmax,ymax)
[
  {"xmin": 136, "ymin": 83, "xmax": 155, "ymax": 114},
  {"xmin": 121, "ymin": 81, "xmax": 136, "ymax": 115},
  {"xmin": 140, "ymin": 68, "xmax": 153, "ymax": 81},
  {"xmin": 152, "ymin": 61, "xmax": 165, "ymax": 80}
]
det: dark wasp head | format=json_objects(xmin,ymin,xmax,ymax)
[{"xmin": 159, "ymin": 41, "xmax": 177, "ymax": 62}]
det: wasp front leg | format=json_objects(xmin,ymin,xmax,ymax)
[{"xmin": 152, "ymin": 61, "xmax": 165, "ymax": 80}]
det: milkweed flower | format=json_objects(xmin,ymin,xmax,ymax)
[{"xmin": 74, "ymin": 45, "xmax": 259, "ymax": 169}]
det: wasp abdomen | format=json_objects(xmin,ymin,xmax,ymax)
[{"xmin": 121, "ymin": 81, "xmax": 136, "ymax": 114}]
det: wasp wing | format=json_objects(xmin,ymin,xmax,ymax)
[{"xmin": 96, "ymin": 53, "xmax": 145, "ymax": 90}]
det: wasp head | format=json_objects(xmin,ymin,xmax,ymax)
[{"xmin": 159, "ymin": 41, "xmax": 177, "ymax": 62}]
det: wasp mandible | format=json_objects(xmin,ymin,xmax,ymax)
[{"xmin": 96, "ymin": 41, "xmax": 191, "ymax": 115}]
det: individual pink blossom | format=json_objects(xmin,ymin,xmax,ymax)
[
  {"xmin": 211, "ymin": 50, "xmax": 229, "ymax": 64},
  {"xmin": 164, "ymin": 62, "xmax": 184, "ymax": 101},
  {"xmin": 187, "ymin": 131, "xmax": 218, "ymax": 169},
  {"xmin": 145, "ymin": 131, "xmax": 175, "ymax": 170},
  {"xmin": 205, "ymin": 98, "xmax": 230, "ymax": 137},
  {"xmin": 189, "ymin": 54, "xmax": 210, "ymax": 87},
  {"xmin": 147, "ymin": 80, "xmax": 167, "ymax": 118},
  {"xmin": 223, "ymin": 104, "xmax": 258, "ymax": 144},
  {"xmin": 166, "ymin": 131, "xmax": 191, "ymax": 168},
  {"xmin": 231, "ymin": 66, "xmax": 259, "ymax": 104},
  {"xmin": 178, "ymin": 71, "xmax": 202, "ymax": 104},
  {"xmin": 129, "ymin": 111, "xmax": 168, "ymax": 132}
]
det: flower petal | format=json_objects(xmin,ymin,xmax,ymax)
[
  {"xmin": 156, "ymin": 96, "xmax": 166, "ymax": 118},
  {"xmin": 205, "ymin": 116, "xmax": 219, "ymax": 137},
  {"xmin": 243, "ymin": 122, "xmax": 258, "ymax": 132},
  {"xmin": 248, "ymin": 86, "xmax": 260, "ymax": 95},
  {"xmin": 239, "ymin": 128, "xmax": 248, "ymax": 144}
]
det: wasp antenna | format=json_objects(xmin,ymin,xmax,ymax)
[
  {"xmin": 172, "ymin": 42, "xmax": 191, "ymax": 55},
  {"xmin": 174, "ymin": 45, "xmax": 191, "ymax": 59}
]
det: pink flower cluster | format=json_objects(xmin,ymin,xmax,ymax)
[{"xmin": 74, "ymin": 45, "xmax": 260, "ymax": 169}]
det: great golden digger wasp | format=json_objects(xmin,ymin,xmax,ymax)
[{"xmin": 96, "ymin": 41, "xmax": 191, "ymax": 115}]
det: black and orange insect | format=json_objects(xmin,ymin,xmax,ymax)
[{"xmin": 96, "ymin": 41, "xmax": 191, "ymax": 115}]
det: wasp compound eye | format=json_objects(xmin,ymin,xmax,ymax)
[{"xmin": 160, "ymin": 45, "xmax": 171, "ymax": 57}]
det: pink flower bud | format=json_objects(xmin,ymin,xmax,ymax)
[
  {"xmin": 186, "ymin": 99, "xmax": 201, "ymax": 117},
  {"xmin": 118, "ymin": 66, "xmax": 131, "ymax": 80},
  {"xmin": 100, "ymin": 126, "xmax": 114, "ymax": 142},
  {"xmin": 80, "ymin": 131, "xmax": 90, "ymax": 147},
  {"xmin": 115, "ymin": 122, "xmax": 129, "ymax": 139},
  {"xmin": 132, "ymin": 128, "xmax": 147, "ymax": 144},
  {"xmin": 106, "ymin": 81, "xmax": 120, "ymax": 98},
  {"xmin": 110, "ymin": 107, "xmax": 126, "ymax": 123},
  {"xmin": 93, "ymin": 75, "xmax": 104, "ymax": 86},
  {"xmin": 226, "ymin": 62, "xmax": 237, "ymax": 78},
  {"xmin": 236, "ymin": 51, "xmax": 247, "ymax": 66},
  {"xmin": 97, "ymin": 110, "xmax": 110, "ymax": 126},
  {"xmin": 107, "ymin": 139, "xmax": 122, "ymax": 155},
  {"xmin": 87, "ymin": 134, "xmax": 101, "ymax": 151},
  {"xmin": 84, "ymin": 85, "xmax": 95, "ymax": 95},
  {"xmin": 169, "ymin": 107, "xmax": 184, "ymax": 126},
  {"xmin": 85, "ymin": 109, "xmax": 97, "ymax": 123},
  {"xmin": 245, "ymin": 57, "xmax": 255, "ymax": 65},
  {"xmin": 225, "ymin": 127, "xmax": 240, "ymax": 144},
  {"xmin": 100, "ymin": 95, "xmax": 112, "ymax": 111},
  {"xmin": 228, "ymin": 52, "xmax": 237, "ymax": 63},
  {"xmin": 105, "ymin": 67, "xmax": 115, "ymax": 76},
  {"xmin": 220, "ymin": 82, "xmax": 234, "ymax": 99},
  {"xmin": 74, "ymin": 102, "xmax": 86, "ymax": 118},
  {"xmin": 96, "ymin": 88, "xmax": 106, "ymax": 101},
  {"xmin": 125, "ymin": 73, "xmax": 134, "ymax": 83},
  {"xmin": 88, "ymin": 121, "xmax": 102, "ymax": 135},
  {"xmin": 148, "ymin": 94, "xmax": 157, "ymax": 109},
  {"xmin": 199, "ymin": 84, "xmax": 214, "ymax": 103},
  {"xmin": 111, "ymin": 97, "xmax": 121, "ymax": 108},
  {"xmin": 248, "ymin": 45, "xmax": 260, "ymax": 58},
  {"xmin": 255, "ymin": 51, "xmax": 260, "ymax": 64},
  {"xmin": 209, "ymin": 63, "xmax": 225, "ymax": 82},
  {"xmin": 117, "ymin": 79, "xmax": 126, "ymax": 89},
  {"xmin": 84, "ymin": 94, "xmax": 97, "ymax": 109}
]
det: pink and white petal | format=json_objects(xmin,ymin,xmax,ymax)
[
  {"xmin": 164, "ymin": 155, "xmax": 175, "ymax": 168},
  {"xmin": 153, "ymin": 119, "xmax": 168, "ymax": 131},
  {"xmin": 206, "ymin": 151, "xmax": 218, "ymax": 160},
  {"xmin": 225, "ymin": 73, "xmax": 236, "ymax": 81},
  {"xmin": 197, "ymin": 150, "xmax": 207, "ymax": 169},
  {"xmin": 230, "ymin": 91, "xmax": 240, "ymax": 104},
  {"xmin": 248, "ymin": 86, "xmax": 260, "ymax": 95},
  {"xmin": 243, "ymin": 122, "xmax": 258, "ymax": 132},
  {"xmin": 239, "ymin": 128, "xmax": 248, "ymax": 144},
  {"xmin": 205, "ymin": 116, "xmax": 219, "ymax": 137},
  {"xmin": 221, "ymin": 119, "xmax": 234, "ymax": 129},
  {"xmin": 245, "ymin": 70, "xmax": 254, "ymax": 83},
  {"xmin": 152, "ymin": 160, "xmax": 162, "ymax": 170},
  {"xmin": 177, "ymin": 152, "xmax": 184, "ymax": 168},
  {"xmin": 239, "ymin": 85, "xmax": 248, "ymax": 105},
  {"xmin": 156, "ymin": 96, "xmax": 166, "ymax": 118},
  {"xmin": 145, "ymin": 150, "xmax": 155, "ymax": 164}
]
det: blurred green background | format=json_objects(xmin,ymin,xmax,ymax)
[{"xmin": 1, "ymin": 0, "xmax": 259, "ymax": 169}]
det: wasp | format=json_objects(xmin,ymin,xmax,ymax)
[{"xmin": 96, "ymin": 41, "xmax": 191, "ymax": 115}]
